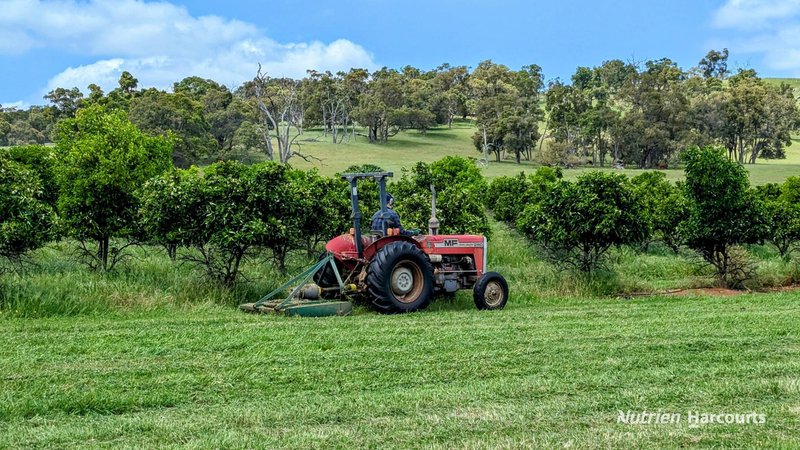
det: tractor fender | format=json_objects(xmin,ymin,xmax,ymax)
[{"xmin": 363, "ymin": 235, "xmax": 423, "ymax": 262}]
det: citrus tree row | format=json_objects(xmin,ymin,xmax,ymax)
[
  {"xmin": 488, "ymin": 146, "xmax": 800, "ymax": 288},
  {"xmin": 0, "ymin": 106, "xmax": 491, "ymax": 287}
]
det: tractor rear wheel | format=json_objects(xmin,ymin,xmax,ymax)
[
  {"xmin": 366, "ymin": 242, "xmax": 434, "ymax": 313},
  {"xmin": 473, "ymin": 272, "xmax": 509, "ymax": 310}
]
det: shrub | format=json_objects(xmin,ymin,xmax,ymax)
[
  {"xmin": 0, "ymin": 156, "xmax": 58, "ymax": 267},
  {"xmin": 537, "ymin": 140, "xmax": 570, "ymax": 166},
  {"xmin": 392, "ymin": 156, "xmax": 490, "ymax": 236},
  {"xmin": 681, "ymin": 146, "xmax": 768, "ymax": 288},
  {"xmin": 55, "ymin": 105, "xmax": 173, "ymax": 270},
  {"xmin": 517, "ymin": 171, "xmax": 650, "ymax": 272}
]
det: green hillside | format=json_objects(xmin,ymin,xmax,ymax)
[{"xmin": 286, "ymin": 119, "xmax": 800, "ymax": 185}]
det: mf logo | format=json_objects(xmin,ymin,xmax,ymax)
[{"xmin": 443, "ymin": 238, "xmax": 459, "ymax": 247}]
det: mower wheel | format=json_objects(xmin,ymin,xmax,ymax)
[
  {"xmin": 473, "ymin": 272, "xmax": 509, "ymax": 310},
  {"xmin": 366, "ymin": 241, "xmax": 434, "ymax": 313}
]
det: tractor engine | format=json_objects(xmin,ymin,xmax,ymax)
[{"xmin": 431, "ymin": 254, "xmax": 479, "ymax": 293}]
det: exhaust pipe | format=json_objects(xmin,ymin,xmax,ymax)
[{"xmin": 429, "ymin": 184, "xmax": 440, "ymax": 235}]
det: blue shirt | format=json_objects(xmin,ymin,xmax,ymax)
[{"xmin": 370, "ymin": 209, "xmax": 409, "ymax": 236}]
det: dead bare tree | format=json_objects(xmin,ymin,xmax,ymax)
[{"xmin": 253, "ymin": 64, "xmax": 310, "ymax": 163}]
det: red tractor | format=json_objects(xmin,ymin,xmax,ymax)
[{"xmin": 313, "ymin": 171, "xmax": 509, "ymax": 314}]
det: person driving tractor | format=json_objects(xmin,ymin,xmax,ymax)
[{"xmin": 370, "ymin": 193, "xmax": 420, "ymax": 236}]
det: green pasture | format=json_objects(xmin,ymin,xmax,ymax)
[{"xmin": 288, "ymin": 120, "xmax": 800, "ymax": 185}]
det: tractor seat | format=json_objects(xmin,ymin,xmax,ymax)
[{"xmin": 370, "ymin": 227, "xmax": 401, "ymax": 238}]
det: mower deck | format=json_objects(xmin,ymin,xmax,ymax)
[{"xmin": 239, "ymin": 299, "xmax": 353, "ymax": 317}]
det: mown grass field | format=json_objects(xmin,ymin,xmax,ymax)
[{"xmin": 3, "ymin": 290, "xmax": 800, "ymax": 448}]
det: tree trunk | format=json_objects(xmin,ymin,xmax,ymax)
[
  {"xmin": 166, "ymin": 243, "xmax": 177, "ymax": 261},
  {"xmin": 97, "ymin": 237, "xmax": 109, "ymax": 271}
]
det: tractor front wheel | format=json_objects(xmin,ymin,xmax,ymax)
[
  {"xmin": 473, "ymin": 272, "xmax": 509, "ymax": 310},
  {"xmin": 366, "ymin": 242, "xmax": 434, "ymax": 313}
]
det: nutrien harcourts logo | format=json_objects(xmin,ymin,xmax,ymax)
[{"xmin": 617, "ymin": 411, "xmax": 766, "ymax": 425}]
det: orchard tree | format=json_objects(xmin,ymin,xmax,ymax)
[
  {"xmin": 489, "ymin": 167, "xmax": 562, "ymax": 224},
  {"xmin": 137, "ymin": 168, "xmax": 205, "ymax": 260},
  {"xmin": 177, "ymin": 161, "xmax": 259, "ymax": 284},
  {"xmin": 0, "ymin": 156, "xmax": 58, "ymax": 268},
  {"xmin": 762, "ymin": 199, "xmax": 800, "ymax": 259},
  {"xmin": 290, "ymin": 169, "xmax": 350, "ymax": 257},
  {"xmin": 392, "ymin": 156, "xmax": 491, "ymax": 236},
  {"xmin": 488, "ymin": 173, "xmax": 532, "ymax": 224},
  {"xmin": 754, "ymin": 179, "xmax": 800, "ymax": 258},
  {"xmin": 681, "ymin": 146, "xmax": 767, "ymax": 288},
  {"xmin": 55, "ymin": 105, "xmax": 173, "ymax": 270},
  {"xmin": 517, "ymin": 172, "xmax": 650, "ymax": 272},
  {"xmin": 631, "ymin": 171, "xmax": 689, "ymax": 252},
  {"xmin": 2, "ymin": 145, "xmax": 59, "ymax": 207}
]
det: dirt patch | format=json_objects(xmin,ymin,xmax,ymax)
[
  {"xmin": 623, "ymin": 285, "xmax": 800, "ymax": 298},
  {"xmin": 666, "ymin": 288, "xmax": 745, "ymax": 297}
]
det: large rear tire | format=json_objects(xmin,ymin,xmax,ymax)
[
  {"xmin": 473, "ymin": 272, "xmax": 509, "ymax": 310},
  {"xmin": 366, "ymin": 242, "xmax": 434, "ymax": 314}
]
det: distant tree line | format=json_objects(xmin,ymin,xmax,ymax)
[{"xmin": 1, "ymin": 49, "xmax": 798, "ymax": 168}]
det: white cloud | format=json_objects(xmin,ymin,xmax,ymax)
[
  {"xmin": 712, "ymin": 0, "xmax": 800, "ymax": 74},
  {"xmin": 713, "ymin": 0, "xmax": 800, "ymax": 29},
  {"xmin": 1, "ymin": 100, "xmax": 29, "ymax": 110},
  {"xmin": 0, "ymin": 0, "xmax": 377, "ymax": 97}
]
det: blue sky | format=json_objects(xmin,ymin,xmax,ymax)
[{"xmin": 2, "ymin": 0, "xmax": 800, "ymax": 107}]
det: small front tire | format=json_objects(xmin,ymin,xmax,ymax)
[{"xmin": 473, "ymin": 272, "xmax": 509, "ymax": 310}]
